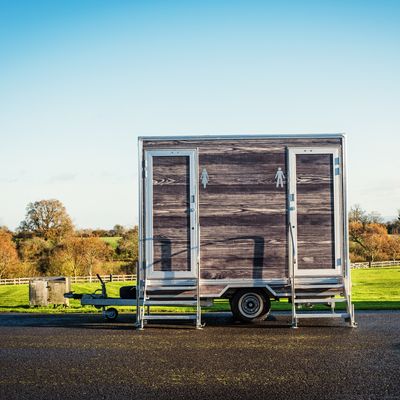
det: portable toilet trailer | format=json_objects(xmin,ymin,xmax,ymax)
[{"xmin": 136, "ymin": 134, "xmax": 356, "ymax": 329}]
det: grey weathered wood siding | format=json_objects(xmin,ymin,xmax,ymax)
[
  {"xmin": 152, "ymin": 156, "xmax": 191, "ymax": 272},
  {"xmin": 143, "ymin": 138, "xmax": 342, "ymax": 280},
  {"xmin": 296, "ymin": 153, "xmax": 335, "ymax": 270}
]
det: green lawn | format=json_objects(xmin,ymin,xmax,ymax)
[
  {"xmin": 0, "ymin": 267, "xmax": 399, "ymax": 314},
  {"xmin": 351, "ymin": 267, "xmax": 400, "ymax": 310},
  {"xmin": 100, "ymin": 236, "xmax": 121, "ymax": 249}
]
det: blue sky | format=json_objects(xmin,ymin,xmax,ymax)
[{"xmin": 1, "ymin": 0, "xmax": 399, "ymax": 229}]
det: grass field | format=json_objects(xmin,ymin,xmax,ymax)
[
  {"xmin": 100, "ymin": 236, "xmax": 121, "ymax": 249},
  {"xmin": 0, "ymin": 267, "xmax": 399, "ymax": 314}
]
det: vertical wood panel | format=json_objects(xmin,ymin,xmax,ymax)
[
  {"xmin": 152, "ymin": 156, "xmax": 191, "ymax": 272},
  {"xmin": 296, "ymin": 154, "xmax": 335, "ymax": 270}
]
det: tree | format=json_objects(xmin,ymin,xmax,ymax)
[
  {"xmin": 348, "ymin": 205, "xmax": 388, "ymax": 264},
  {"xmin": 349, "ymin": 204, "xmax": 383, "ymax": 225},
  {"xmin": 49, "ymin": 237, "xmax": 112, "ymax": 277},
  {"xmin": 91, "ymin": 229, "xmax": 109, "ymax": 237},
  {"xmin": 0, "ymin": 226, "xmax": 12, "ymax": 235},
  {"xmin": 386, "ymin": 235, "xmax": 400, "ymax": 262},
  {"xmin": 0, "ymin": 229, "xmax": 19, "ymax": 279},
  {"xmin": 18, "ymin": 199, "xmax": 74, "ymax": 242},
  {"xmin": 349, "ymin": 204, "xmax": 368, "ymax": 224},
  {"xmin": 349, "ymin": 221, "xmax": 389, "ymax": 266},
  {"xmin": 116, "ymin": 227, "xmax": 138, "ymax": 261},
  {"xmin": 18, "ymin": 237, "xmax": 53, "ymax": 274},
  {"xmin": 112, "ymin": 224, "xmax": 126, "ymax": 237},
  {"xmin": 82, "ymin": 237, "xmax": 112, "ymax": 276},
  {"xmin": 387, "ymin": 210, "xmax": 400, "ymax": 234},
  {"xmin": 48, "ymin": 238, "xmax": 84, "ymax": 277}
]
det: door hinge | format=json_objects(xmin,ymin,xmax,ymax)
[{"xmin": 334, "ymin": 157, "xmax": 340, "ymax": 175}]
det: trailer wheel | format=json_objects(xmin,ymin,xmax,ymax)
[
  {"xmin": 231, "ymin": 289, "xmax": 271, "ymax": 323},
  {"xmin": 105, "ymin": 307, "xmax": 118, "ymax": 321}
]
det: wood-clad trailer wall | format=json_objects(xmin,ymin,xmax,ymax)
[{"xmin": 142, "ymin": 137, "xmax": 342, "ymax": 281}]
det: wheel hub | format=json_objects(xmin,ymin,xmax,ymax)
[{"xmin": 239, "ymin": 293, "xmax": 262, "ymax": 317}]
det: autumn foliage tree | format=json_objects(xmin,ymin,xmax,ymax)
[
  {"xmin": 348, "ymin": 205, "xmax": 392, "ymax": 265},
  {"xmin": 18, "ymin": 199, "xmax": 74, "ymax": 242},
  {"xmin": 49, "ymin": 237, "xmax": 112, "ymax": 277},
  {"xmin": 385, "ymin": 235, "xmax": 400, "ymax": 262},
  {"xmin": 0, "ymin": 229, "xmax": 19, "ymax": 279},
  {"xmin": 81, "ymin": 237, "xmax": 112, "ymax": 276},
  {"xmin": 18, "ymin": 237, "xmax": 53, "ymax": 274},
  {"xmin": 349, "ymin": 221, "xmax": 389, "ymax": 266}
]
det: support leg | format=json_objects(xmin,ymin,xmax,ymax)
[
  {"xmin": 135, "ymin": 305, "xmax": 145, "ymax": 330},
  {"xmin": 291, "ymin": 312, "xmax": 298, "ymax": 329},
  {"xmin": 349, "ymin": 303, "xmax": 358, "ymax": 328},
  {"xmin": 196, "ymin": 314, "xmax": 203, "ymax": 330},
  {"xmin": 291, "ymin": 296, "xmax": 298, "ymax": 329}
]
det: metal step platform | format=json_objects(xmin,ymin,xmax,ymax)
[
  {"xmin": 136, "ymin": 275, "xmax": 203, "ymax": 330},
  {"xmin": 290, "ymin": 274, "xmax": 356, "ymax": 328}
]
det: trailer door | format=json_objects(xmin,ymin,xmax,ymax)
[
  {"xmin": 144, "ymin": 149, "xmax": 198, "ymax": 279},
  {"xmin": 288, "ymin": 147, "xmax": 342, "ymax": 276}
]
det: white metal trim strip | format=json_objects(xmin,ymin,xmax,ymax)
[{"xmin": 139, "ymin": 133, "xmax": 345, "ymax": 141}]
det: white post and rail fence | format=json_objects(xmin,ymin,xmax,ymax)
[
  {"xmin": 0, "ymin": 260, "xmax": 399, "ymax": 286},
  {"xmin": 0, "ymin": 274, "xmax": 137, "ymax": 286}
]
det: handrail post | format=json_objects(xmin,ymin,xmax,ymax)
[{"xmin": 289, "ymin": 223, "xmax": 297, "ymax": 329}]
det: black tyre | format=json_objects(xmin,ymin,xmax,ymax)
[
  {"xmin": 231, "ymin": 289, "xmax": 271, "ymax": 323},
  {"xmin": 105, "ymin": 307, "xmax": 118, "ymax": 321}
]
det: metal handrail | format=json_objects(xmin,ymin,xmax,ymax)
[{"xmin": 288, "ymin": 222, "xmax": 297, "ymax": 328}]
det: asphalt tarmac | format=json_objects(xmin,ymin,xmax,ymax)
[{"xmin": 0, "ymin": 311, "xmax": 399, "ymax": 400}]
